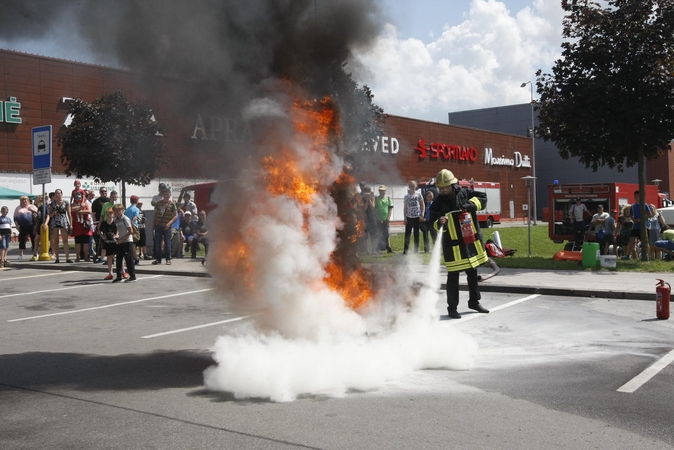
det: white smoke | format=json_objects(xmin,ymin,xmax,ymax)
[{"xmin": 204, "ymin": 95, "xmax": 478, "ymax": 402}]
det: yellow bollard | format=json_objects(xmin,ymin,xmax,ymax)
[{"xmin": 38, "ymin": 223, "xmax": 51, "ymax": 261}]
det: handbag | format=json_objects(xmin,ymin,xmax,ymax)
[
  {"xmin": 131, "ymin": 223, "xmax": 141, "ymax": 242},
  {"xmin": 596, "ymin": 228, "xmax": 606, "ymax": 239}
]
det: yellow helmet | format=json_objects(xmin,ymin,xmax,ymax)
[{"xmin": 436, "ymin": 169, "xmax": 458, "ymax": 188}]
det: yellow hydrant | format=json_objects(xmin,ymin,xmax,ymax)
[{"xmin": 38, "ymin": 223, "xmax": 51, "ymax": 261}]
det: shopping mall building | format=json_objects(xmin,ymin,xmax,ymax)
[{"xmin": 1, "ymin": 49, "xmax": 669, "ymax": 222}]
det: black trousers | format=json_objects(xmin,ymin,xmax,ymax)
[
  {"xmin": 446, "ymin": 268, "xmax": 480, "ymax": 311},
  {"xmin": 116, "ymin": 242, "xmax": 136, "ymax": 278},
  {"xmin": 420, "ymin": 220, "xmax": 437, "ymax": 252},
  {"xmin": 404, "ymin": 217, "xmax": 421, "ymax": 253}
]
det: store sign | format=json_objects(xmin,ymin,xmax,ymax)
[
  {"xmin": 414, "ymin": 139, "xmax": 478, "ymax": 161},
  {"xmin": 0, "ymin": 97, "xmax": 22, "ymax": 124},
  {"xmin": 191, "ymin": 114, "xmax": 251, "ymax": 142},
  {"xmin": 483, "ymin": 147, "xmax": 531, "ymax": 168}
]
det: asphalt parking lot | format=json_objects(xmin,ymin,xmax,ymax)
[{"xmin": 2, "ymin": 268, "xmax": 674, "ymax": 449}]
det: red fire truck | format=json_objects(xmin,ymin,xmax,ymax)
[
  {"xmin": 548, "ymin": 182, "xmax": 671, "ymax": 243},
  {"xmin": 418, "ymin": 179, "xmax": 501, "ymax": 228}
]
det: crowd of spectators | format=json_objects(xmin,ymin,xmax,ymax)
[{"xmin": 0, "ymin": 180, "xmax": 210, "ymax": 278}]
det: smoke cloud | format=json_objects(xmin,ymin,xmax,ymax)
[{"xmin": 1, "ymin": 0, "xmax": 479, "ymax": 401}]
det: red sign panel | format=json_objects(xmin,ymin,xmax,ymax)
[{"xmin": 414, "ymin": 139, "xmax": 478, "ymax": 162}]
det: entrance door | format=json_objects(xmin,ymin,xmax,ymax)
[{"xmin": 509, "ymin": 200, "xmax": 515, "ymax": 219}]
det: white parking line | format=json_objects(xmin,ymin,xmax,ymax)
[
  {"xmin": 0, "ymin": 275, "xmax": 164, "ymax": 300},
  {"xmin": 7, "ymin": 287, "xmax": 212, "ymax": 322},
  {"xmin": 141, "ymin": 315, "xmax": 256, "ymax": 339},
  {"xmin": 617, "ymin": 348, "xmax": 674, "ymax": 393},
  {"xmin": 0, "ymin": 272, "xmax": 64, "ymax": 282},
  {"xmin": 453, "ymin": 294, "xmax": 540, "ymax": 322}
]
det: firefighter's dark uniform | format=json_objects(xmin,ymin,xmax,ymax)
[{"xmin": 430, "ymin": 187, "xmax": 488, "ymax": 314}]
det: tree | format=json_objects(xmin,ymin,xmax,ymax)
[
  {"xmin": 537, "ymin": 0, "xmax": 674, "ymax": 260},
  {"xmin": 58, "ymin": 90, "xmax": 166, "ymax": 204}
]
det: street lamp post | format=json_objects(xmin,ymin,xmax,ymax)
[
  {"xmin": 522, "ymin": 176, "xmax": 536, "ymax": 257},
  {"xmin": 521, "ymin": 81, "xmax": 537, "ymax": 225}
]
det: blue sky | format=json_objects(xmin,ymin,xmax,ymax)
[
  {"xmin": 0, "ymin": 0, "xmax": 564, "ymax": 122},
  {"xmin": 383, "ymin": 0, "xmax": 533, "ymax": 43}
]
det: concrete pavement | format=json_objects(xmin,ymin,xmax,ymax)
[{"xmin": 2, "ymin": 246, "xmax": 669, "ymax": 301}]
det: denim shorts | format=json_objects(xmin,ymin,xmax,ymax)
[{"xmin": 0, "ymin": 234, "xmax": 10, "ymax": 249}]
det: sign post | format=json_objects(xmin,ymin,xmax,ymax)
[{"xmin": 32, "ymin": 126, "xmax": 52, "ymax": 261}]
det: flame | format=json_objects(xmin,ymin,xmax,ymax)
[
  {"xmin": 251, "ymin": 94, "xmax": 374, "ymax": 309},
  {"xmin": 324, "ymin": 262, "xmax": 373, "ymax": 309}
]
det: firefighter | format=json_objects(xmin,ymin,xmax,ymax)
[{"xmin": 430, "ymin": 169, "xmax": 490, "ymax": 319}]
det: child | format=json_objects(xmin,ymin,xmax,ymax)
[
  {"xmin": 113, "ymin": 204, "xmax": 136, "ymax": 282},
  {"xmin": 98, "ymin": 207, "xmax": 117, "ymax": 280},
  {"xmin": 70, "ymin": 179, "xmax": 85, "ymax": 205},
  {"xmin": 0, "ymin": 206, "xmax": 12, "ymax": 267}
]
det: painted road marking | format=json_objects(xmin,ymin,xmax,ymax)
[
  {"xmin": 7, "ymin": 287, "xmax": 212, "ymax": 322},
  {"xmin": 453, "ymin": 294, "xmax": 541, "ymax": 322},
  {"xmin": 0, "ymin": 272, "xmax": 64, "ymax": 282},
  {"xmin": 141, "ymin": 315, "xmax": 256, "ymax": 339},
  {"xmin": 617, "ymin": 348, "xmax": 674, "ymax": 393},
  {"xmin": 0, "ymin": 275, "xmax": 164, "ymax": 300}
]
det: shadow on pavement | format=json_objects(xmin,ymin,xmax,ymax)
[{"xmin": 0, "ymin": 350, "xmax": 214, "ymax": 391}]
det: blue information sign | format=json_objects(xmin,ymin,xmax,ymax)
[{"xmin": 32, "ymin": 125, "xmax": 52, "ymax": 170}]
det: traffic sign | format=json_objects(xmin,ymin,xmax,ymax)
[
  {"xmin": 33, "ymin": 168, "xmax": 52, "ymax": 185},
  {"xmin": 32, "ymin": 125, "xmax": 52, "ymax": 171}
]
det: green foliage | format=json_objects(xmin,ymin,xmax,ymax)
[
  {"xmin": 537, "ymin": 0, "xmax": 674, "ymax": 260},
  {"xmin": 58, "ymin": 90, "xmax": 166, "ymax": 186},
  {"xmin": 537, "ymin": 0, "xmax": 674, "ymax": 171}
]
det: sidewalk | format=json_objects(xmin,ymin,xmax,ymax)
[{"xmin": 1, "ymin": 247, "xmax": 668, "ymax": 301}]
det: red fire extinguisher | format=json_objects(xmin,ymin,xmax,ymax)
[
  {"xmin": 459, "ymin": 211, "xmax": 476, "ymax": 245},
  {"xmin": 656, "ymin": 279, "xmax": 670, "ymax": 320}
]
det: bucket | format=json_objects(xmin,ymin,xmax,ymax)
[
  {"xmin": 598, "ymin": 255, "xmax": 617, "ymax": 268},
  {"xmin": 582, "ymin": 242, "xmax": 600, "ymax": 267}
]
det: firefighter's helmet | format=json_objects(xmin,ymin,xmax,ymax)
[{"xmin": 436, "ymin": 169, "xmax": 458, "ymax": 188}]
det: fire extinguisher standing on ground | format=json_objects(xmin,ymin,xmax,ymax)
[{"xmin": 656, "ymin": 279, "xmax": 670, "ymax": 320}]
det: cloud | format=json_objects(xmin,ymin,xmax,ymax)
[{"xmin": 350, "ymin": 0, "xmax": 564, "ymax": 122}]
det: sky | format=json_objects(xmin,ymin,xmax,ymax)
[
  {"xmin": 353, "ymin": 0, "xmax": 565, "ymax": 121},
  {"xmin": 0, "ymin": 0, "xmax": 565, "ymax": 124}
]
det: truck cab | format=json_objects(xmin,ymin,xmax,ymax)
[{"xmin": 176, "ymin": 182, "xmax": 218, "ymax": 215}]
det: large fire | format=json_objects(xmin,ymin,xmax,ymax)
[{"xmin": 214, "ymin": 93, "xmax": 375, "ymax": 311}]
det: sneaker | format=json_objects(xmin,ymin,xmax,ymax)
[
  {"xmin": 112, "ymin": 277, "xmax": 123, "ymax": 283},
  {"xmin": 143, "ymin": 255, "xmax": 152, "ymax": 260},
  {"xmin": 104, "ymin": 274, "xmax": 114, "ymax": 280},
  {"xmin": 152, "ymin": 260, "xmax": 161, "ymax": 265},
  {"xmin": 18, "ymin": 255, "xmax": 23, "ymax": 260},
  {"xmin": 30, "ymin": 255, "xmax": 38, "ymax": 261},
  {"xmin": 122, "ymin": 272, "xmax": 129, "ymax": 279},
  {"xmin": 134, "ymin": 259, "xmax": 140, "ymax": 266},
  {"xmin": 125, "ymin": 276, "xmax": 137, "ymax": 283},
  {"xmin": 3, "ymin": 260, "xmax": 10, "ymax": 266}
]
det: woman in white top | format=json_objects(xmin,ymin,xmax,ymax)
[{"xmin": 403, "ymin": 180, "xmax": 425, "ymax": 254}]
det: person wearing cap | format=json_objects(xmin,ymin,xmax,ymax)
[
  {"xmin": 124, "ymin": 195, "xmax": 142, "ymax": 264},
  {"xmin": 181, "ymin": 210, "xmax": 196, "ymax": 255},
  {"xmin": 430, "ymin": 169, "xmax": 489, "ymax": 319},
  {"xmin": 603, "ymin": 208, "xmax": 618, "ymax": 255},
  {"xmin": 374, "ymin": 185, "xmax": 394, "ymax": 253},
  {"xmin": 182, "ymin": 193, "xmax": 198, "ymax": 224},
  {"xmin": 591, "ymin": 204, "xmax": 609, "ymax": 254}
]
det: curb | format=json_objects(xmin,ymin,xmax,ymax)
[
  {"xmin": 448, "ymin": 283, "xmax": 654, "ymax": 301},
  {"xmin": 5, "ymin": 261, "xmax": 211, "ymax": 278}
]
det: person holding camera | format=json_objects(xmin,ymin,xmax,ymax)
[{"xmin": 430, "ymin": 169, "xmax": 489, "ymax": 319}]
